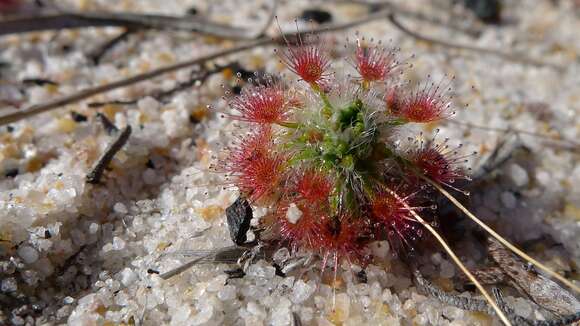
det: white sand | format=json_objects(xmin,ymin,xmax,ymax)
[{"xmin": 0, "ymin": 0, "xmax": 579, "ymax": 325}]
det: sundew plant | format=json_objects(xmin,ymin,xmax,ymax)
[
  {"xmin": 218, "ymin": 33, "xmax": 464, "ymax": 262},
  {"xmin": 213, "ymin": 30, "xmax": 579, "ymax": 325}
]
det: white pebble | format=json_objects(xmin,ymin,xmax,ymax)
[
  {"xmin": 22, "ymin": 270, "xmax": 40, "ymax": 286},
  {"xmin": 500, "ymin": 191, "xmax": 517, "ymax": 209},
  {"xmin": 119, "ymin": 268, "xmax": 137, "ymax": 286},
  {"xmin": 247, "ymin": 301, "xmax": 267, "ymax": 318},
  {"xmin": 285, "ymin": 203, "xmax": 303, "ymax": 224},
  {"xmin": 246, "ymin": 262, "xmax": 276, "ymax": 279},
  {"xmin": 291, "ymin": 279, "xmax": 315, "ymax": 303},
  {"xmin": 102, "ymin": 243, "xmax": 114, "ymax": 253},
  {"xmin": 112, "ymin": 237, "xmax": 126, "ymax": 250},
  {"xmin": 143, "ymin": 169, "xmax": 157, "ymax": 185},
  {"xmin": 137, "ymin": 96, "xmax": 160, "ymax": 112},
  {"xmin": 439, "ymin": 260, "xmax": 455, "ymax": 278},
  {"xmin": 1, "ymin": 277, "xmax": 18, "ymax": 292},
  {"xmin": 508, "ymin": 164, "xmax": 529, "ymax": 187},
  {"xmin": 113, "ymin": 202, "xmax": 128, "ymax": 214},
  {"xmin": 17, "ymin": 246, "xmax": 39, "ymax": 264},
  {"xmin": 273, "ymin": 248, "xmax": 290, "ymax": 266},
  {"xmin": 431, "ymin": 252, "xmax": 443, "ymax": 264},
  {"xmin": 170, "ymin": 305, "xmax": 191, "ymax": 324},
  {"xmin": 88, "ymin": 223, "xmax": 100, "ymax": 234},
  {"xmin": 217, "ymin": 285, "xmax": 237, "ymax": 301},
  {"xmin": 206, "ymin": 275, "xmax": 227, "ymax": 292},
  {"xmin": 512, "ymin": 297, "xmax": 532, "ymax": 318},
  {"xmin": 190, "ymin": 302, "xmax": 213, "ymax": 325},
  {"xmin": 334, "ymin": 293, "xmax": 351, "ymax": 321},
  {"xmin": 370, "ymin": 241, "xmax": 390, "ymax": 259},
  {"xmin": 271, "ymin": 297, "xmax": 292, "ymax": 326}
]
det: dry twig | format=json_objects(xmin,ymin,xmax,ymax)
[
  {"xmin": 87, "ymin": 28, "xmax": 134, "ymax": 65},
  {"xmin": 86, "ymin": 125, "xmax": 132, "ymax": 184},
  {"xmin": 1, "ymin": 0, "xmax": 279, "ymax": 39},
  {"xmin": 1, "ymin": 12, "xmax": 251, "ymax": 39}
]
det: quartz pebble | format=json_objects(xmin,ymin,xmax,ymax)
[
  {"xmin": 1, "ymin": 277, "xmax": 18, "ymax": 292},
  {"xmin": 508, "ymin": 164, "xmax": 529, "ymax": 187},
  {"xmin": 17, "ymin": 245, "xmax": 39, "ymax": 264},
  {"xmin": 500, "ymin": 191, "xmax": 517, "ymax": 209},
  {"xmin": 112, "ymin": 237, "xmax": 126, "ymax": 250},
  {"xmin": 439, "ymin": 260, "xmax": 455, "ymax": 278},
  {"xmin": 119, "ymin": 268, "xmax": 137, "ymax": 286},
  {"xmin": 512, "ymin": 297, "xmax": 533, "ymax": 318},
  {"xmin": 218, "ymin": 285, "xmax": 237, "ymax": 301},
  {"xmin": 292, "ymin": 279, "xmax": 316, "ymax": 303},
  {"xmin": 113, "ymin": 202, "xmax": 128, "ymax": 214}
]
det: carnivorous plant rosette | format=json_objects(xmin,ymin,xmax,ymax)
[{"xmin": 217, "ymin": 34, "xmax": 467, "ymax": 265}]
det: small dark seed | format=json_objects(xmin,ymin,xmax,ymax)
[
  {"xmin": 300, "ymin": 9, "xmax": 333, "ymax": 24},
  {"xmin": 70, "ymin": 111, "xmax": 88, "ymax": 122},
  {"xmin": 21, "ymin": 78, "xmax": 59, "ymax": 86},
  {"xmin": 5, "ymin": 169, "xmax": 18, "ymax": 178},
  {"xmin": 61, "ymin": 44, "xmax": 72, "ymax": 52},
  {"xmin": 186, "ymin": 6, "xmax": 198, "ymax": 16},
  {"xmin": 146, "ymin": 159, "xmax": 155, "ymax": 169},
  {"xmin": 356, "ymin": 269, "xmax": 368, "ymax": 283},
  {"xmin": 189, "ymin": 114, "xmax": 201, "ymax": 124},
  {"xmin": 462, "ymin": 0, "xmax": 502, "ymax": 24},
  {"xmin": 147, "ymin": 269, "xmax": 160, "ymax": 274}
]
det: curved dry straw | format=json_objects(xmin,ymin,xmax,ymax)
[
  {"xmin": 422, "ymin": 176, "xmax": 580, "ymax": 294},
  {"xmin": 382, "ymin": 186, "xmax": 513, "ymax": 326}
]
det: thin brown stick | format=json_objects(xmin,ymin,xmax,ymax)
[
  {"xmin": 87, "ymin": 28, "xmax": 134, "ymax": 65},
  {"xmin": 86, "ymin": 125, "xmax": 132, "ymax": 184},
  {"xmin": 0, "ymin": 12, "xmax": 253, "ymax": 39},
  {"xmin": 424, "ymin": 177, "xmax": 580, "ymax": 295},
  {"xmin": 1, "ymin": 0, "xmax": 277, "ymax": 39},
  {"xmin": 0, "ymin": 9, "xmax": 392, "ymax": 127},
  {"xmin": 382, "ymin": 185, "xmax": 512, "ymax": 326},
  {"xmin": 387, "ymin": 14, "xmax": 564, "ymax": 71}
]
